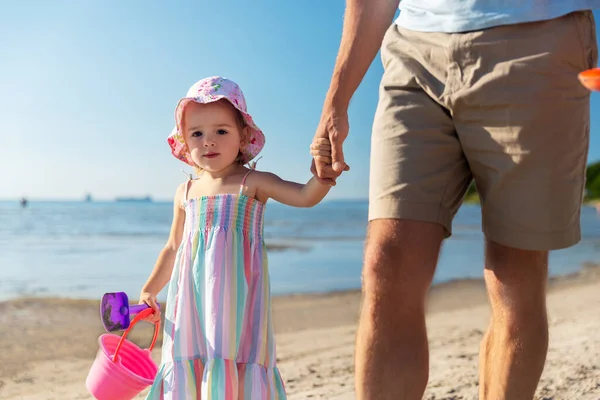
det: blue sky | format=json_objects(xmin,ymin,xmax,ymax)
[{"xmin": 2, "ymin": 2, "xmax": 600, "ymax": 201}]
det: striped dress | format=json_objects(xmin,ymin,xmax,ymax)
[{"xmin": 146, "ymin": 171, "xmax": 287, "ymax": 399}]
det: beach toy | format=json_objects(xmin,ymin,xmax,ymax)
[
  {"xmin": 100, "ymin": 291, "xmax": 160, "ymax": 332},
  {"xmin": 86, "ymin": 307, "xmax": 160, "ymax": 400},
  {"xmin": 578, "ymin": 68, "xmax": 600, "ymax": 91}
]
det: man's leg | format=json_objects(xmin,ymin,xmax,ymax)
[
  {"xmin": 355, "ymin": 219, "xmax": 444, "ymax": 399},
  {"xmin": 451, "ymin": 11, "xmax": 597, "ymax": 399},
  {"xmin": 363, "ymin": 22, "xmax": 472, "ymax": 399},
  {"xmin": 478, "ymin": 241, "xmax": 549, "ymax": 399}
]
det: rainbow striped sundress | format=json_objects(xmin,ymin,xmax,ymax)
[{"xmin": 146, "ymin": 171, "xmax": 286, "ymax": 399}]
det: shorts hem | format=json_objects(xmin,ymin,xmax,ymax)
[
  {"xmin": 368, "ymin": 198, "xmax": 454, "ymax": 237},
  {"xmin": 483, "ymin": 223, "xmax": 581, "ymax": 251}
]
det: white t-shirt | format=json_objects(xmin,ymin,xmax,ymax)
[{"xmin": 396, "ymin": 0, "xmax": 600, "ymax": 33}]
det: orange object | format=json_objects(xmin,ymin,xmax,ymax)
[{"xmin": 578, "ymin": 68, "xmax": 600, "ymax": 91}]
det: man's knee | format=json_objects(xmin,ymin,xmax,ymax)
[
  {"xmin": 362, "ymin": 219, "xmax": 444, "ymax": 301},
  {"xmin": 484, "ymin": 239, "xmax": 549, "ymax": 319}
]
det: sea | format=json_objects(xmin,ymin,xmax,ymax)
[{"xmin": 2, "ymin": 200, "xmax": 600, "ymax": 302}]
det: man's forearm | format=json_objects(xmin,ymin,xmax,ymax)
[{"xmin": 326, "ymin": 0, "xmax": 400, "ymax": 109}]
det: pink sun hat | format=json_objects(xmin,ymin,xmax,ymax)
[{"xmin": 167, "ymin": 76, "xmax": 265, "ymax": 166}]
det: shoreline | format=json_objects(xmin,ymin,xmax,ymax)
[
  {"xmin": 1, "ymin": 263, "xmax": 599, "ymax": 399},
  {"xmin": 1, "ymin": 261, "xmax": 597, "ymax": 306}
]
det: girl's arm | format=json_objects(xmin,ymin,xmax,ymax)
[
  {"xmin": 255, "ymin": 143, "xmax": 349, "ymax": 207},
  {"xmin": 255, "ymin": 172, "xmax": 333, "ymax": 207},
  {"xmin": 138, "ymin": 183, "xmax": 187, "ymax": 321}
]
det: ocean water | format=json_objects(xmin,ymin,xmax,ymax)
[{"xmin": 1, "ymin": 200, "xmax": 600, "ymax": 302}]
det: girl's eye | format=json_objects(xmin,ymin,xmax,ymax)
[
  {"xmin": 217, "ymin": 129, "xmax": 228, "ymax": 135},
  {"xmin": 191, "ymin": 131, "xmax": 202, "ymax": 137}
]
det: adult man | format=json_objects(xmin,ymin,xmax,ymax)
[{"xmin": 310, "ymin": 1, "xmax": 598, "ymax": 399}]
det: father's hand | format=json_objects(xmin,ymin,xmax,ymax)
[{"xmin": 311, "ymin": 104, "xmax": 350, "ymax": 185}]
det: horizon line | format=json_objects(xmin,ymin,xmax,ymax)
[{"xmin": 0, "ymin": 196, "xmax": 369, "ymax": 203}]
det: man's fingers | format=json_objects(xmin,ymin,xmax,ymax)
[
  {"xmin": 313, "ymin": 155, "xmax": 332, "ymax": 164},
  {"xmin": 310, "ymin": 143, "xmax": 332, "ymax": 152},
  {"xmin": 310, "ymin": 148, "xmax": 332, "ymax": 156},
  {"xmin": 330, "ymin": 137, "xmax": 346, "ymax": 172},
  {"xmin": 310, "ymin": 129, "xmax": 346, "ymax": 185},
  {"xmin": 312, "ymin": 138, "xmax": 331, "ymax": 145},
  {"xmin": 310, "ymin": 148, "xmax": 331, "ymax": 157}
]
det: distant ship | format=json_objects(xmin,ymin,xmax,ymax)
[
  {"xmin": 115, "ymin": 195, "xmax": 153, "ymax": 203},
  {"xmin": 84, "ymin": 193, "xmax": 93, "ymax": 202}
]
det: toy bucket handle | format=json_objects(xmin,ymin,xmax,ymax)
[{"xmin": 112, "ymin": 307, "xmax": 160, "ymax": 363}]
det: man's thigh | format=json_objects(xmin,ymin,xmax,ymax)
[
  {"xmin": 455, "ymin": 11, "xmax": 597, "ymax": 251},
  {"xmin": 369, "ymin": 24, "xmax": 471, "ymax": 237}
]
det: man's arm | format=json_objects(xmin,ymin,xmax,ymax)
[
  {"xmin": 312, "ymin": 0, "xmax": 400, "ymax": 181},
  {"xmin": 326, "ymin": 0, "xmax": 400, "ymax": 110}
]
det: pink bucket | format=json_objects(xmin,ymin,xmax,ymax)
[{"xmin": 86, "ymin": 308, "xmax": 160, "ymax": 400}]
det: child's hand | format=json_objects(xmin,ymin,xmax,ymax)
[
  {"xmin": 139, "ymin": 290, "xmax": 161, "ymax": 323},
  {"xmin": 310, "ymin": 138, "xmax": 350, "ymax": 172}
]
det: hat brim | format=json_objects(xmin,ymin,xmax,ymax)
[{"xmin": 167, "ymin": 95, "xmax": 265, "ymax": 167}]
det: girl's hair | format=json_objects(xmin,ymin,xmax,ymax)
[{"xmin": 181, "ymin": 100, "xmax": 248, "ymax": 177}]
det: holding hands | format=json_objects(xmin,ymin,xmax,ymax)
[{"xmin": 310, "ymin": 107, "xmax": 350, "ymax": 186}]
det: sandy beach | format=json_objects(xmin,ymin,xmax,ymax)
[{"xmin": 1, "ymin": 264, "xmax": 599, "ymax": 400}]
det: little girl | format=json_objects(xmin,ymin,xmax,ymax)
[{"xmin": 138, "ymin": 76, "xmax": 337, "ymax": 399}]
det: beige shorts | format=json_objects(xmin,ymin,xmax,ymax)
[{"xmin": 369, "ymin": 11, "xmax": 598, "ymax": 251}]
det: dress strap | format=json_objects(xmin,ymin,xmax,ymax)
[
  {"xmin": 180, "ymin": 170, "xmax": 193, "ymax": 207},
  {"xmin": 184, "ymin": 178, "xmax": 192, "ymax": 202},
  {"xmin": 239, "ymin": 169, "xmax": 253, "ymax": 195}
]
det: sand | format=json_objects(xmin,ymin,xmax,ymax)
[{"xmin": 1, "ymin": 264, "xmax": 599, "ymax": 400}]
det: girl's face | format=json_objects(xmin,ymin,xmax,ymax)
[{"xmin": 182, "ymin": 100, "xmax": 248, "ymax": 172}]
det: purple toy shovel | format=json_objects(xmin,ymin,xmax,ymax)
[{"xmin": 100, "ymin": 292, "xmax": 160, "ymax": 332}]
